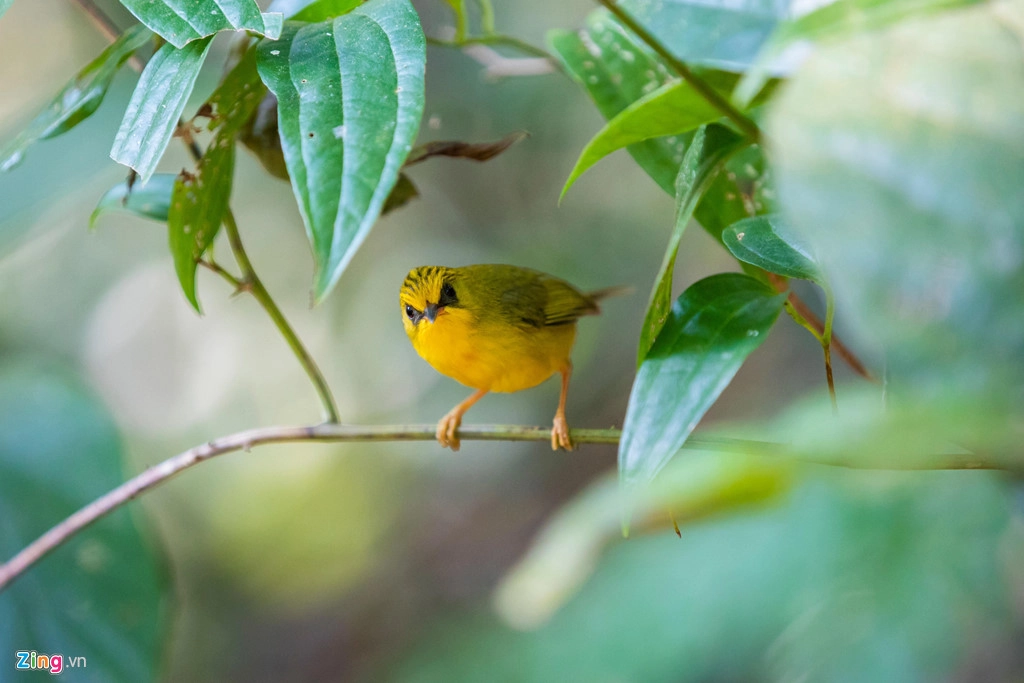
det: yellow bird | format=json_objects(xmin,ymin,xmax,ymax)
[{"xmin": 400, "ymin": 264, "xmax": 622, "ymax": 451}]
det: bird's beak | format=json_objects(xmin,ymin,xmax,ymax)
[{"xmin": 424, "ymin": 303, "xmax": 443, "ymax": 323}]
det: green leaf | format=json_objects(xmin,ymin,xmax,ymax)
[
  {"xmin": 561, "ymin": 71, "xmax": 740, "ymax": 200},
  {"xmin": 202, "ymin": 45, "xmax": 267, "ymax": 133},
  {"xmin": 735, "ymin": 0, "xmax": 984, "ymax": 106},
  {"xmin": 291, "ymin": 0, "xmax": 362, "ymax": 21},
  {"xmin": 168, "ymin": 135, "xmax": 234, "ymax": 312},
  {"xmin": 167, "ymin": 47, "xmax": 266, "ymax": 312},
  {"xmin": 110, "ymin": 37, "xmax": 214, "ymax": 184},
  {"xmin": 620, "ymin": 273, "xmax": 786, "ymax": 487},
  {"xmin": 0, "ymin": 361, "xmax": 166, "ymax": 681},
  {"xmin": 382, "ymin": 172, "xmax": 419, "ymax": 214},
  {"xmin": 549, "ymin": 11, "xmax": 687, "ymax": 195},
  {"xmin": 0, "ymin": 24, "xmax": 153, "ymax": 173},
  {"xmin": 267, "ymin": 0, "xmax": 363, "ymax": 21},
  {"xmin": 768, "ymin": 0, "xmax": 1024, "ymax": 394},
  {"xmin": 120, "ymin": 0, "xmax": 282, "ymax": 49},
  {"xmin": 257, "ymin": 0, "xmax": 426, "ymax": 301},
  {"xmin": 620, "ymin": 0, "xmax": 791, "ymax": 71},
  {"xmin": 723, "ymin": 214, "xmax": 824, "ymax": 284},
  {"xmin": 638, "ymin": 125, "xmax": 746, "ymax": 364},
  {"xmin": 90, "ymin": 174, "xmax": 176, "ymax": 228},
  {"xmin": 694, "ymin": 144, "xmax": 773, "ymax": 242}
]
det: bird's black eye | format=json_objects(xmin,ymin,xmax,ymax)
[
  {"xmin": 405, "ymin": 304, "xmax": 418, "ymax": 320},
  {"xmin": 439, "ymin": 282, "xmax": 457, "ymax": 306}
]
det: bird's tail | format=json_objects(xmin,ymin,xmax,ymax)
[{"xmin": 586, "ymin": 285, "xmax": 633, "ymax": 314}]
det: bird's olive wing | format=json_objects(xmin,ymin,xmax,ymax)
[{"xmin": 539, "ymin": 275, "xmax": 599, "ymax": 325}]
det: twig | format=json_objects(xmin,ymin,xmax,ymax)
[
  {"xmin": 822, "ymin": 287, "xmax": 837, "ymax": 412},
  {"xmin": 0, "ymin": 422, "xmax": 1009, "ymax": 592},
  {"xmin": 198, "ymin": 258, "xmax": 245, "ymax": 292},
  {"xmin": 768, "ymin": 274, "xmax": 875, "ymax": 383},
  {"xmin": 427, "ymin": 33, "xmax": 561, "ymax": 78},
  {"xmin": 594, "ymin": 0, "xmax": 762, "ymax": 143},
  {"xmin": 222, "ymin": 209, "xmax": 340, "ymax": 423},
  {"xmin": 70, "ymin": 0, "xmax": 146, "ymax": 72},
  {"xmin": 788, "ymin": 288, "xmax": 874, "ymax": 382}
]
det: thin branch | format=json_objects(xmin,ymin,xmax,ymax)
[
  {"xmin": 198, "ymin": 258, "xmax": 245, "ymax": 292},
  {"xmin": 70, "ymin": 0, "xmax": 146, "ymax": 72},
  {"xmin": 788, "ymin": 288, "xmax": 875, "ymax": 382},
  {"xmin": 594, "ymin": 0, "xmax": 762, "ymax": 143},
  {"xmin": 822, "ymin": 287, "xmax": 838, "ymax": 412},
  {"xmin": 0, "ymin": 421, "xmax": 1011, "ymax": 593},
  {"xmin": 222, "ymin": 209, "xmax": 341, "ymax": 423},
  {"xmin": 767, "ymin": 274, "xmax": 875, "ymax": 383},
  {"xmin": 427, "ymin": 33, "xmax": 561, "ymax": 78}
]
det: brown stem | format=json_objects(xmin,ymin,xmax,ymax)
[
  {"xmin": 788, "ymin": 290, "xmax": 875, "ymax": 382},
  {"xmin": 767, "ymin": 274, "xmax": 875, "ymax": 382}
]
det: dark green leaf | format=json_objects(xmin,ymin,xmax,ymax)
[
  {"xmin": 620, "ymin": 273, "xmax": 786, "ymax": 487},
  {"xmin": 638, "ymin": 125, "xmax": 746, "ymax": 364},
  {"xmin": 167, "ymin": 47, "xmax": 265, "ymax": 312},
  {"xmin": 168, "ymin": 136, "xmax": 234, "ymax": 312},
  {"xmin": 238, "ymin": 93, "xmax": 289, "ymax": 179},
  {"xmin": 257, "ymin": 0, "xmax": 426, "ymax": 301},
  {"xmin": 768, "ymin": 0, "xmax": 1024, "ymax": 394},
  {"xmin": 90, "ymin": 174, "xmax": 176, "ymax": 228},
  {"xmin": 202, "ymin": 45, "xmax": 267, "ymax": 135},
  {"xmin": 268, "ymin": 0, "xmax": 363, "ymax": 21},
  {"xmin": 0, "ymin": 361, "xmax": 166, "ymax": 681},
  {"xmin": 382, "ymin": 173, "xmax": 419, "ymax": 214},
  {"xmin": 290, "ymin": 0, "xmax": 362, "ymax": 21},
  {"xmin": 620, "ymin": 0, "xmax": 790, "ymax": 71},
  {"xmin": 405, "ymin": 131, "xmax": 528, "ymax": 166},
  {"xmin": 120, "ymin": 0, "xmax": 281, "ymax": 49},
  {"xmin": 110, "ymin": 37, "xmax": 214, "ymax": 183},
  {"xmin": 561, "ymin": 71, "xmax": 741, "ymax": 200},
  {"xmin": 723, "ymin": 214, "xmax": 824, "ymax": 284},
  {"xmin": 549, "ymin": 11, "xmax": 687, "ymax": 195},
  {"xmin": 0, "ymin": 24, "xmax": 153, "ymax": 173},
  {"xmin": 735, "ymin": 0, "xmax": 984, "ymax": 106}
]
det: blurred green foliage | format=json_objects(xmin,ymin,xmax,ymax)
[{"xmin": 0, "ymin": 360, "xmax": 166, "ymax": 681}]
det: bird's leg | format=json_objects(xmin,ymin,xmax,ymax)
[
  {"xmin": 551, "ymin": 365, "xmax": 574, "ymax": 451},
  {"xmin": 437, "ymin": 389, "xmax": 488, "ymax": 451}
]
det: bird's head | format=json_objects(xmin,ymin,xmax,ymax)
[{"xmin": 400, "ymin": 266, "xmax": 462, "ymax": 339}]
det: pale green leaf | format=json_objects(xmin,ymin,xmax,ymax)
[
  {"xmin": 257, "ymin": 0, "xmax": 426, "ymax": 300},
  {"xmin": 1, "ymin": 25, "xmax": 153, "ymax": 172},
  {"xmin": 120, "ymin": 0, "xmax": 281, "ymax": 48},
  {"xmin": 110, "ymin": 37, "xmax": 214, "ymax": 184}
]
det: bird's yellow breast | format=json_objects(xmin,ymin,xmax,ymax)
[{"xmin": 410, "ymin": 308, "xmax": 576, "ymax": 393}]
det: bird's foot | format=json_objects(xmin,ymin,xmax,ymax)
[
  {"xmin": 436, "ymin": 410, "xmax": 463, "ymax": 451},
  {"xmin": 551, "ymin": 413, "xmax": 574, "ymax": 451}
]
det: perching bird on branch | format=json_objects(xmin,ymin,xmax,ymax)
[{"xmin": 400, "ymin": 264, "xmax": 625, "ymax": 451}]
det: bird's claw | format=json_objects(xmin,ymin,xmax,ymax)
[
  {"xmin": 551, "ymin": 413, "xmax": 574, "ymax": 451},
  {"xmin": 436, "ymin": 411, "xmax": 462, "ymax": 451}
]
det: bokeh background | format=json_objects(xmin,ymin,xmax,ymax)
[{"xmin": 2, "ymin": 1, "xmax": 1022, "ymax": 681}]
